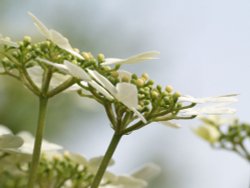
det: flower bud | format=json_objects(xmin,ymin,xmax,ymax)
[
  {"xmin": 165, "ymin": 85, "xmax": 173, "ymax": 93},
  {"xmin": 110, "ymin": 71, "xmax": 119, "ymax": 78},
  {"xmin": 135, "ymin": 78, "xmax": 145, "ymax": 87},
  {"xmin": 97, "ymin": 53, "xmax": 105, "ymax": 63},
  {"xmin": 121, "ymin": 76, "xmax": 130, "ymax": 82},
  {"xmin": 151, "ymin": 90, "xmax": 159, "ymax": 98},
  {"xmin": 82, "ymin": 52, "xmax": 91, "ymax": 61},
  {"xmin": 142, "ymin": 73, "xmax": 149, "ymax": 81},
  {"xmin": 23, "ymin": 36, "xmax": 32, "ymax": 44},
  {"xmin": 173, "ymin": 91, "xmax": 181, "ymax": 98}
]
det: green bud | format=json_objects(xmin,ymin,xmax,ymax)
[
  {"xmin": 151, "ymin": 90, "xmax": 159, "ymax": 98},
  {"xmin": 135, "ymin": 78, "xmax": 145, "ymax": 87},
  {"xmin": 82, "ymin": 52, "xmax": 91, "ymax": 61},
  {"xmin": 121, "ymin": 76, "xmax": 130, "ymax": 82},
  {"xmin": 148, "ymin": 80, "xmax": 154, "ymax": 85},
  {"xmin": 142, "ymin": 73, "xmax": 149, "ymax": 81},
  {"xmin": 23, "ymin": 36, "xmax": 32, "ymax": 44},
  {"xmin": 110, "ymin": 71, "xmax": 119, "ymax": 78},
  {"xmin": 165, "ymin": 85, "xmax": 173, "ymax": 93},
  {"xmin": 156, "ymin": 85, "xmax": 162, "ymax": 91},
  {"xmin": 97, "ymin": 53, "xmax": 105, "ymax": 63},
  {"xmin": 2, "ymin": 57, "xmax": 9, "ymax": 63},
  {"xmin": 173, "ymin": 92, "xmax": 181, "ymax": 98},
  {"xmin": 132, "ymin": 74, "xmax": 138, "ymax": 79}
]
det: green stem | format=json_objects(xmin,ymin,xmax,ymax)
[
  {"xmin": 90, "ymin": 133, "xmax": 122, "ymax": 188},
  {"xmin": 27, "ymin": 97, "xmax": 49, "ymax": 188}
]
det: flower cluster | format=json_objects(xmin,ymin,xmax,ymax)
[
  {"xmin": 0, "ymin": 125, "xmax": 160, "ymax": 188},
  {"xmin": 194, "ymin": 116, "xmax": 250, "ymax": 162},
  {"xmin": 0, "ymin": 12, "xmax": 238, "ymax": 188}
]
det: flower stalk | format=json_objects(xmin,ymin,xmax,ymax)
[
  {"xmin": 90, "ymin": 133, "xmax": 122, "ymax": 188},
  {"xmin": 28, "ymin": 97, "xmax": 49, "ymax": 188}
]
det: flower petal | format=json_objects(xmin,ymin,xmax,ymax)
[
  {"xmin": 131, "ymin": 163, "xmax": 161, "ymax": 182},
  {"xmin": 0, "ymin": 134, "xmax": 23, "ymax": 149},
  {"xmin": 88, "ymin": 81, "xmax": 114, "ymax": 100},
  {"xmin": 102, "ymin": 51, "xmax": 160, "ymax": 65},
  {"xmin": 87, "ymin": 69, "xmax": 117, "ymax": 95},
  {"xmin": 64, "ymin": 61, "xmax": 91, "ymax": 81},
  {"xmin": 50, "ymin": 30, "xmax": 84, "ymax": 59},
  {"xmin": 179, "ymin": 94, "xmax": 238, "ymax": 104},
  {"xmin": 38, "ymin": 58, "xmax": 68, "ymax": 72},
  {"xmin": 193, "ymin": 125, "xmax": 220, "ymax": 143},
  {"xmin": 28, "ymin": 12, "xmax": 84, "ymax": 59},
  {"xmin": 115, "ymin": 83, "xmax": 138, "ymax": 109},
  {"xmin": 28, "ymin": 12, "xmax": 50, "ymax": 38},
  {"xmin": 131, "ymin": 107, "xmax": 147, "ymax": 124}
]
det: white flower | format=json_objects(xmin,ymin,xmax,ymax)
[
  {"xmin": 87, "ymin": 69, "xmax": 147, "ymax": 123},
  {"xmin": 193, "ymin": 125, "xmax": 220, "ymax": 143},
  {"xmin": 15, "ymin": 131, "xmax": 63, "ymax": 154},
  {"xmin": 28, "ymin": 12, "xmax": 84, "ymax": 60},
  {"xmin": 102, "ymin": 51, "xmax": 160, "ymax": 65},
  {"xmin": 102, "ymin": 163, "xmax": 161, "ymax": 188},
  {"xmin": 0, "ymin": 34, "xmax": 18, "ymax": 47},
  {"xmin": 199, "ymin": 115, "xmax": 237, "ymax": 126}
]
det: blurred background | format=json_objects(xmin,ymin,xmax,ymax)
[{"xmin": 0, "ymin": 0, "xmax": 250, "ymax": 187}]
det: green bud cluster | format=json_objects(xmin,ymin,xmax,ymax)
[{"xmin": 200, "ymin": 117, "xmax": 250, "ymax": 162}]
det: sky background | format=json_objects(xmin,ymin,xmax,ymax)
[{"xmin": 1, "ymin": 0, "xmax": 250, "ymax": 187}]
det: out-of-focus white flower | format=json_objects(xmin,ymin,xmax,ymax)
[
  {"xmin": 87, "ymin": 69, "xmax": 147, "ymax": 123},
  {"xmin": 199, "ymin": 115, "xmax": 237, "ymax": 126},
  {"xmin": 15, "ymin": 131, "xmax": 62, "ymax": 154},
  {"xmin": 28, "ymin": 12, "xmax": 84, "ymax": 60},
  {"xmin": 102, "ymin": 51, "xmax": 160, "ymax": 66},
  {"xmin": 193, "ymin": 125, "xmax": 220, "ymax": 143},
  {"xmin": 0, "ymin": 34, "xmax": 18, "ymax": 47},
  {"xmin": 101, "ymin": 163, "xmax": 161, "ymax": 188}
]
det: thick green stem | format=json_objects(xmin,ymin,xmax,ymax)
[
  {"xmin": 90, "ymin": 133, "xmax": 122, "ymax": 188},
  {"xmin": 27, "ymin": 97, "xmax": 49, "ymax": 188}
]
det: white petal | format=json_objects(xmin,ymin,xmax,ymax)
[
  {"xmin": 159, "ymin": 121, "xmax": 181, "ymax": 128},
  {"xmin": 180, "ymin": 105, "xmax": 236, "ymax": 116},
  {"xmin": 28, "ymin": 12, "xmax": 84, "ymax": 59},
  {"xmin": 113, "ymin": 175, "xmax": 147, "ymax": 188},
  {"xmin": 0, "ymin": 134, "xmax": 23, "ymax": 149},
  {"xmin": 64, "ymin": 61, "xmax": 91, "ymax": 81},
  {"xmin": 131, "ymin": 107, "xmax": 147, "ymax": 124},
  {"xmin": 102, "ymin": 51, "xmax": 160, "ymax": 65},
  {"xmin": 27, "ymin": 66, "xmax": 44, "ymax": 89},
  {"xmin": 102, "ymin": 58, "xmax": 124, "ymax": 65},
  {"xmin": 16, "ymin": 131, "xmax": 63, "ymax": 154},
  {"xmin": 28, "ymin": 12, "xmax": 50, "ymax": 38},
  {"xmin": 115, "ymin": 83, "xmax": 138, "ymax": 109},
  {"xmin": 38, "ymin": 58, "xmax": 68, "ymax": 72},
  {"xmin": 131, "ymin": 163, "xmax": 161, "ymax": 182},
  {"xmin": 87, "ymin": 69, "xmax": 117, "ymax": 95},
  {"xmin": 0, "ymin": 37, "xmax": 18, "ymax": 47},
  {"xmin": 0, "ymin": 125, "xmax": 12, "ymax": 135},
  {"xmin": 88, "ymin": 81, "xmax": 114, "ymax": 100},
  {"xmin": 179, "ymin": 94, "xmax": 238, "ymax": 104},
  {"xmin": 193, "ymin": 125, "xmax": 220, "ymax": 143},
  {"xmin": 50, "ymin": 30, "xmax": 84, "ymax": 59}
]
